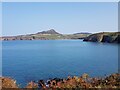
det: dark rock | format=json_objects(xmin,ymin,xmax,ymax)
[
  {"xmin": 114, "ymin": 35, "xmax": 120, "ymax": 43},
  {"xmin": 101, "ymin": 35, "xmax": 112, "ymax": 43},
  {"xmin": 83, "ymin": 32, "xmax": 120, "ymax": 44}
]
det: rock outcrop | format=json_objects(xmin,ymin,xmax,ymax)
[
  {"xmin": 83, "ymin": 32, "xmax": 120, "ymax": 43},
  {"xmin": 36, "ymin": 29, "xmax": 60, "ymax": 34},
  {"xmin": 0, "ymin": 77, "xmax": 18, "ymax": 88}
]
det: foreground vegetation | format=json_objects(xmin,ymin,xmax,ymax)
[{"xmin": 1, "ymin": 73, "xmax": 120, "ymax": 89}]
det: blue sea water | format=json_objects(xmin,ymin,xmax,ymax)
[{"xmin": 2, "ymin": 40, "xmax": 119, "ymax": 87}]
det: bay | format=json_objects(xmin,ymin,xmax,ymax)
[{"xmin": 2, "ymin": 40, "xmax": 119, "ymax": 87}]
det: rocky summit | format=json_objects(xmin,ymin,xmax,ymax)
[{"xmin": 36, "ymin": 29, "xmax": 60, "ymax": 34}]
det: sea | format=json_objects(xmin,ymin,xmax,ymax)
[{"xmin": 2, "ymin": 40, "xmax": 119, "ymax": 87}]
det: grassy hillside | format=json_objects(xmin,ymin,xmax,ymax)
[{"xmin": 1, "ymin": 29, "xmax": 90, "ymax": 40}]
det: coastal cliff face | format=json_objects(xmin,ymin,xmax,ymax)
[{"xmin": 83, "ymin": 32, "xmax": 120, "ymax": 43}]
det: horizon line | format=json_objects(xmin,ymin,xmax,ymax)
[{"xmin": 2, "ymin": 30, "xmax": 119, "ymax": 37}]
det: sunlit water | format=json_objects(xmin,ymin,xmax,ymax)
[{"xmin": 2, "ymin": 40, "xmax": 119, "ymax": 87}]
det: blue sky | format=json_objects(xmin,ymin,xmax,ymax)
[{"xmin": 2, "ymin": 2, "xmax": 118, "ymax": 36}]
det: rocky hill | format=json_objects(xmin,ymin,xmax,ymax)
[
  {"xmin": 36, "ymin": 29, "xmax": 60, "ymax": 34},
  {"xmin": 83, "ymin": 32, "xmax": 120, "ymax": 43}
]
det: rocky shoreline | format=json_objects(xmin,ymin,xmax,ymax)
[{"xmin": 1, "ymin": 73, "xmax": 120, "ymax": 89}]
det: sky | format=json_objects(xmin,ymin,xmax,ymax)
[{"xmin": 2, "ymin": 2, "xmax": 118, "ymax": 36}]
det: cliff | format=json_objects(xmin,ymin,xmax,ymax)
[{"xmin": 83, "ymin": 32, "xmax": 120, "ymax": 43}]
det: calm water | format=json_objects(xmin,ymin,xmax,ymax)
[{"xmin": 2, "ymin": 40, "xmax": 119, "ymax": 87}]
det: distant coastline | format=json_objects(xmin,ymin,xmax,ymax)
[
  {"xmin": 0, "ymin": 29, "xmax": 91, "ymax": 41},
  {"xmin": 1, "ymin": 29, "xmax": 120, "ymax": 44}
]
